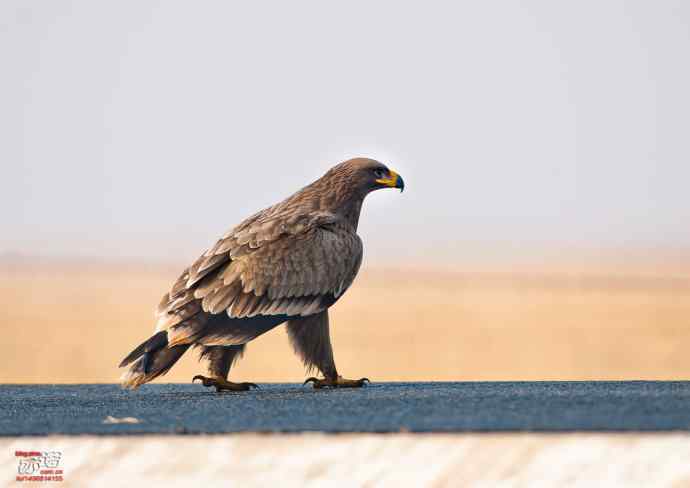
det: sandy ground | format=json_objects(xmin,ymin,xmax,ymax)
[
  {"xmin": 2, "ymin": 258, "xmax": 690, "ymax": 383},
  {"xmin": 3, "ymin": 433, "xmax": 690, "ymax": 487}
]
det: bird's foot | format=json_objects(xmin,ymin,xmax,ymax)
[
  {"xmin": 303, "ymin": 375, "xmax": 370, "ymax": 389},
  {"xmin": 192, "ymin": 375, "xmax": 258, "ymax": 392}
]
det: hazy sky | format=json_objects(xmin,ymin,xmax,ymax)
[{"xmin": 2, "ymin": 1, "xmax": 689, "ymax": 264}]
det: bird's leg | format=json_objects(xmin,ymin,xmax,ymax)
[
  {"xmin": 287, "ymin": 311, "xmax": 370, "ymax": 389},
  {"xmin": 193, "ymin": 345, "xmax": 258, "ymax": 392}
]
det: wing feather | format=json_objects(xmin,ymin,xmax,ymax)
[{"xmin": 154, "ymin": 208, "xmax": 363, "ymax": 351}]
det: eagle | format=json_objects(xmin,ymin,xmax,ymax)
[{"xmin": 119, "ymin": 158, "xmax": 404, "ymax": 391}]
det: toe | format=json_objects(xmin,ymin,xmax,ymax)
[
  {"xmin": 215, "ymin": 381, "xmax": 260, "ymax": 392},
  {"xmin": 336, "ymin": 377, "xmax": 370, "ymax": 388}
]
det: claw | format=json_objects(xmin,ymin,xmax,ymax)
[
  {"xmin": 192, "ymin": 375, "xmax": 259, "ymax": 392},
  {"xmin": 303, "ymin": 376, "xmax": 371, "ymax": 389}
]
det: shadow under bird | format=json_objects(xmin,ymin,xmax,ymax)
[{"xmin": 119, "ymin": 158, "xmax": 405, "ymax": 391}]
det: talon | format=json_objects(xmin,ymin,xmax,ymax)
[
  {"xmin": 193, "ymin": 375, "xmax": 259, "ymax": 392},
  {"xmin": 303, "ymin": 376, "xmax": 369, "ymax": 388}
]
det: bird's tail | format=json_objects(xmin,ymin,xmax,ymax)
[{"xmin": 119, "ymin": 331, "xmax": 190, "ymax": 389}]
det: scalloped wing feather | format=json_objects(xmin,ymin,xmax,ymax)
[{"xmin": 153, "ymin": 209, "xmax": 362, "ymax": 347}]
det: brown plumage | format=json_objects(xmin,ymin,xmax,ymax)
[{"xmin": 119, "ymin": 157, "xmax": 404, "ymax": 389}]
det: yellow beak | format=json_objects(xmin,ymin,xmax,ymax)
[{"xmin": 376, "ymin": 170, "xmax": 405, "ymax": 192}]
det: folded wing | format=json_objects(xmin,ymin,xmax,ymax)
[{"xmin": 155, "ymin": 210, "xmax": 363, "ymax": 346}]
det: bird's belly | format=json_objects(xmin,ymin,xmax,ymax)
[{"xmin": 196, "ymin": 313, "xmax": 290, "ymax": 346}]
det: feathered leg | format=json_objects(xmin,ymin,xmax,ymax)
[
  {"xmin": 287, "ymin": 310, "xmax": 369, "ymax": 388},
  {"xmin": 193, "ymin": 344, "xmax": 258, "ymax": 392}
]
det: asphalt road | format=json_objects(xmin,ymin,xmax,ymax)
[{"xmin": 2, "ymin": 381, "xmax": 690, "ymax": 435}]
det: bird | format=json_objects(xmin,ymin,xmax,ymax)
[{"xmin": 119, "ymin": 157, "xmax": 405, "ymax": 391}]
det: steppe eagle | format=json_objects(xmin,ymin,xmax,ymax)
[{"xmin": 119, "ymin": 158, "xmax": 404, "ymax": 390}]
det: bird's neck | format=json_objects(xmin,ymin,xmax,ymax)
[
  {"xmin": 332, "ymin": 196, "xmax": 364, "ymax": 230},
  {"xmin": 294, "ymin": 179, "xmax": 366, "ymax": 231}
]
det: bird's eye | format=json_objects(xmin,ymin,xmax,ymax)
[{"xmin": 374, "ymin": 169, "xmax": 387, "ymax": 179}]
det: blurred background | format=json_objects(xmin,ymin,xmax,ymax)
[{"xmin": 2, "ymin": 1, "xmax": 689, "ymax": 383}]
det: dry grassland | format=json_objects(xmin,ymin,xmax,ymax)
[{"xmin": 2, "ymin": 258, "xmax": 690, "ymax": 383}]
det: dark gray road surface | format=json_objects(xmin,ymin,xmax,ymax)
[{"xmin": 2, "ymin": 382, "xmax": 690, "ymax": 436}]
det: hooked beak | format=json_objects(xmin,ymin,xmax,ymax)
[{"xmin": 376, "ymin": 169, "xmax": 405, "ymax": 192}]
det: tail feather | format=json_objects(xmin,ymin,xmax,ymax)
[
  {"xmin": 118, "ymin": 331, "xmax": 168, "ymax": 368},
  {"xmin": 119, "ymin": 331, "xmax": 189, "ymax": 389}
]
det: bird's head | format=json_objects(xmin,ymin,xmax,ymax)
[{"xmin": 326, "ymin": 158, "xmax": 405, "ymax": 195}]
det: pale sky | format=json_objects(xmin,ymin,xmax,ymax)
[{"xmin": 2, "ymin": 1, "xmax": 689, "ymax": 264}]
